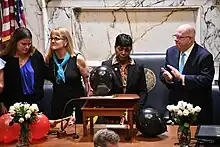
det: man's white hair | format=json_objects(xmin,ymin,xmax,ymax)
[{"xmin": 93, "ymin": 129, "xmax": 120, "ymax": 147}]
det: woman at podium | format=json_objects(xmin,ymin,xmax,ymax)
[{"xmin": 101, "ymin": 33, "xmax": 148, "ymax": 123}]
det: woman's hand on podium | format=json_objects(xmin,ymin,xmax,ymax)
[{"xmin": 87, "ymin": 88, "xmax": 94, "ymax": 96}]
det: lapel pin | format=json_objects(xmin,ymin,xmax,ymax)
[{"xmin": 114, "ymin": 68, "xmax": 118, "ymax": 71}]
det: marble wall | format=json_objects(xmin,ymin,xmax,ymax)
[{"xmin": 23, "ymin": 0, "xmax": 220, "ymax": 80}]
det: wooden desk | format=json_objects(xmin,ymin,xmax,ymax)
[
  {"xmin": 80, "ymin": 94, "xmax": 139, "ymax": 136},
  {"xmin": 1, "ymin": 125, "xmax": 197, "ymax": 147}
]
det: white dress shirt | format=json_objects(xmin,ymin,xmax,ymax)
[{"xmin": 180, "ymin": 43, "xmax": 195, "ymax": 85}]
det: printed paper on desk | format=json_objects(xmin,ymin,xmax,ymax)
[{"xmin": 105, "ymin": 124, "xmax": 127, "ymax": 129}]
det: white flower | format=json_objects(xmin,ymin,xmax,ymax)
[
  {"xmin": 183, "ymin": 109, "xmax": 189, "ymax": 116},
  {"xmin": 173, "ymin": 106, "xmax": 180, "ymax": 112},
  {"xmin": 30, "ymin": 104, "xmax": 39, "ymax": 112},
  {"xmin": 194, "ymin": 106, "xmax": 201, "ymax": 112},
  {"xmin": 29, "ymin": 106, "xmax": 34, "ymax": 112},
  {"xmin": 178, "ymin": 101, "xmax": 187, "ymax": 110},
  {"xmin": 186, "ymin": 104, "xmax": 193, "ymax": 111},
  {"xmin": 19, "ymin": 118, "xmax": 24, "ymax": 123},
  {"xmin": 177, "ymin": 101, "xmax": 184, "ymax": 107},
  {"xmin": 20, "ymin": 103, "xmax": 24, "ymax": 108},
  {"xmin": 25, "ymin": 114, "xmax": 31, "ymax": 119},
  {"xmin": 14, "ymin": 102, "xmax": 21, "ymax": 109},
  {"xmin": 190, "ymin": 108, "xmax": 196, "ymax": 114},
  {"xmin": 24, "ymin": 104, "xmax": 30, "ymax": 110},
  {"xmin": 9, "ymin": 106, "xmax": 15, "ymax": 111},
  {"xmin": 9, "ymin": 106, "xmax": 15, "ymax": 114},
  {"xmin": 32, "ymin": 104, "xmax": 39, "ymax": 111},
  {"xmin": 177, "ymin": 110, "xmax": 183, "ymax": 116},
  {"xmin": 167, "ymin": 105, "xmax": 174, "ymax": 111},
  {"xmin": 182, "ymin": 102, "xmax": 187, "ymax": 108},
  {"xmin": 8, "ymin": 109, "xmax": 15, "ymax": 114},
  {"xmin": 26, "ymin": 110, "xmax": 32, "ymax": 114}
]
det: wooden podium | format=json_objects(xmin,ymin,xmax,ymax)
[{"xmin": 80, "ymin": 94, "xmax": 139, "ymax": 136}]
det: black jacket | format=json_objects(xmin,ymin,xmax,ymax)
[
  {"xmin": 102, "ymin": 59, "xmax": 148, "ymax": 109},
  {"xmin": 1, "ymin": 50, "xmax": 45, "ymax": 108}
]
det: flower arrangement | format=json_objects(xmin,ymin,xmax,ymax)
[
  {"xmin": 166, "ymin": 100, "xmax": 201, "ymax": 146},
  {"xmin": 8, "ymin": 102, "xmax": 39, "ymax": 146},
  {"xmin": 9, "ymin": 102, "xmax": 39, "ymax": 125},
  {"xmin": 166, "ymin": 100, "xmax": 201, "ymax": 127}
]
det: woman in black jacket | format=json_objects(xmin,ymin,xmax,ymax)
[{"xmin": 0, "ymin": 27, "xmax": 45, "ymax": 110}]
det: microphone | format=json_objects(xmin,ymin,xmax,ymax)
[{"xmin": 57, "ymin": 98, "xmax": 82, "ymax": 139}]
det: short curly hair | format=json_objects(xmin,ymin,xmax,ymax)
[{"xmin": 93, "ymin": 129, "xmax": 120, "ymax": 147}]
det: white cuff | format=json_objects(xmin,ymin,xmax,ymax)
[
  {"xmin": 181, "ymin": 75, "xmax": 185, "ymax": 86},
  {"xmin": 165, "ymin": 79, "xmax": 174, "ymax": 84}
]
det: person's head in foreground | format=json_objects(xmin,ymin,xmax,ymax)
[{"xmin": 93, "ymin": 129, "xmax": 120, "ymax": 147}]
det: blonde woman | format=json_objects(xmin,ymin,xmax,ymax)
[{"xmin": 45, "ymin": 28, "xmax": 90, "ymax": 123}]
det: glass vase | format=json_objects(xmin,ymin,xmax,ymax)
[
  {"xmin": 17, "ymin": 123, "xmax": 31, "ymax": 147},
  {"xmin": 177, "ymin": 125, "xmax": 191, "ymax": 147}
]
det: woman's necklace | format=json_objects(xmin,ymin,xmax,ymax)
[{"xmin": 19, "ymin": 56, "xmax": 29, "ymax": 67}]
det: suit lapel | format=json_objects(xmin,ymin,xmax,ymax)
[
  {"xmin": 112, "ymin": 64, "xmax": 122, "ymax": 84},
  {"xmin": 175, "ymin": 48, "xmax": 181, "ymax": 70},
  {"xmin": 126, "ymin": 65, "xmax": 136, "ymax": 88},
  {"xmin": 182, "ymin": 43, "xmax": 198, "ymax": 73}
]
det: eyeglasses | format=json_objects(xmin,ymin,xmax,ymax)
[
  {"xmin": 49, "ymin": 37, "xmax": 64, "ymax": 42},
  {"xmin": 117, "ymin": 47, "xmax": 132, "ymax": 52},
  {"xmin": 172, "ymin": 35, "xmax": 192, "ymax": 40}
]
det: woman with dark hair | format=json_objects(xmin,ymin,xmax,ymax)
[
  {"xmin": 102, "ymin": 33, "xmax": 148, "ymax": 109},
  {"xmin": 0, "ymin": 27, "xmax": 45, "ymax": 111},
  {"xmin": 101, "ymin": 33, "xmax": 148, "ymax": 123}
]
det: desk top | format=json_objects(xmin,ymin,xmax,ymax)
[
  {"xmin": 80, "ymin": 94, "xmax": 140, "ymax": 100},
  {"xmin": 2, "ymin": 125, "xmax": 197, "ymax": 147}
]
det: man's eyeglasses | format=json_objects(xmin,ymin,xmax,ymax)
[
  {"xmin": 49, "ymin": 37, "xmax": 65, "ymax": 42},
  {"xmin": 172, "ymin": 35, "xmax": 192, "ymax": 40}
]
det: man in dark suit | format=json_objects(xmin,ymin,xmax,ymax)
[
  {"xmin": 102, "ymin": 33, "xmax": 148, "ymax": 110},
  {"xmin": 160, "ymin": 24, "xmax": 214, "ymax": 125}
]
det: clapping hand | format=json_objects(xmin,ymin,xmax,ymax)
[
  {"xmin": 161, "ymin": 67, "xmax": 173, "ymax": 82},
  {"xmin": 167, "ymin": 65, "xmax": 184, "ymax": 81}
]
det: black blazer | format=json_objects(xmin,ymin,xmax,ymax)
[
  {"xmin": 102, "ymin": 59, "xmax": 148, "ymax": 109},
  {"xmin": 1, "ymin": 50, "xmax": 45, "ymax": 108},
  {"xmin": 160, "ymin": 42, "xmax": 214, "ymax": 125}
]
